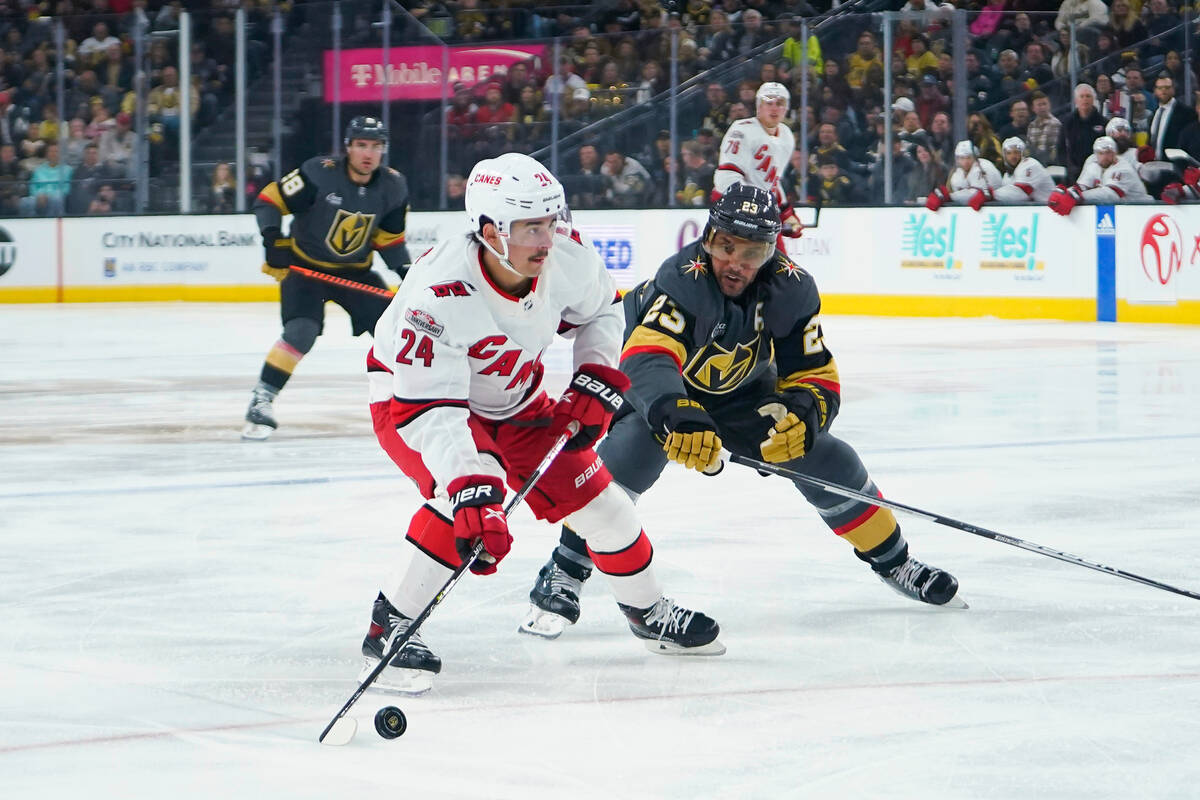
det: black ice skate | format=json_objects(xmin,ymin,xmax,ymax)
[
  {"xmin": 241, "ymin": 385, "xmax": 278, "ymax": 441},
  {"xmin": 519, "ymin": 558, "xmax": 591, "ymax": 639},
  {"xmin": 359, "ymin": 593, "xmax": 442, "ymax": 695},
  {"xmin": 618, "ymin": 596, "xmax": 725, "ymax": 656},
  {"xmin": 876, "ymin": 556, "xmax": 965, "ymax": 608}
]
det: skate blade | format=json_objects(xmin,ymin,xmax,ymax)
[
  {"xmin": 241, "ymin": 422, "xmax": 274, "ymax": 441},
  {"xmin": 359, "ymin": 660, "xmax": 434, "ymax": 696},
  {"xmin": 641, "ymin": 637, "xmax": 726, "ymax": 656},
  {"xmin": 878, "ymin": 576, "xmax": 969, "ymax": 609},
  {"xmin": 518, "ymin": 605, "xmax": 572, "ymax": 639},
  {"xmin": 320, "ymin": 716, "xmax": 357, "ymax": 746}
]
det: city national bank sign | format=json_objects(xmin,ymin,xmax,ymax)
[{"xmin": 325, "ymin": 45, "xmax": 547, "ymax": 102}]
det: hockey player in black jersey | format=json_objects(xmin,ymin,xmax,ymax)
[
  {"xmin": 242, "ymin": 116, "xmax": 413, "ymax": 440},
  {"xmin": 521, "ymin": 183, "xmax": 961, "ymax": 638}
]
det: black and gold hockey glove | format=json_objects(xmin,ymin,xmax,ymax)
[
  {"xmin": 260, "ymin": 227, "xmax": 294, "ymax": 282},
  {"xmin": 648, "ymin": 394, "xmax": 723, "ymax": 473},
  {"xmin": 756, "ymin": 393, "xmax": 819, "ymax": 463}
]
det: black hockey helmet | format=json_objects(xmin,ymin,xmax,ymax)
[
  {"xmin": 706, "ymin": 183, "xmax": 782, "ymax": 243},
  {"xmin": 344, "ymin": 116, "xmax": 389, "ymax": 148}
]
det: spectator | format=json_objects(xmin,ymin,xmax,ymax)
[
  {"xmin": 544, "ymin": 57, "xmax": 588, "ymax": 111},
  {"xmin": 890, "ymin": 96, "xmax": 916, "ymax": 129},
  {"xmin": 997, "ymin": 99, "xmax": 1031, "ymax": 140},
  {"xmin": 869, "ymin": 136, "xmax": 916, "ymax": 200},
  {"xmin": 563, "ymin": 143, "xmax": 609, "ymax": 208},
  {"xmin": 906, "ymin": 140, "xmax": 948, "ymax": 203},
  {"xmin": 209, "ymin": 162, "xmax": 236, "ymax": 213},
  {"xmin": 699, "ymin": 82, "xmax": 731, "ymax": 137},
  {"xmin": 1161, "ymin": 52, "xmax": 1195, "ymax": 98},
  {"xmin": 1058, "ymin": 83, "xmax": 1106, "ymax": 183},
  {"xmin": 1027, "ymin": 91, "xmax": 1063, "ymax": 165},
  {"xmin": 0, "ymin": 142, "xmax": 26, "ymax": 216},
  {"xmin": 1108, "ymin": 0, "xmax": 1146, "ymax": 49},
  {"xmin": 86, "ymin": 105, "xmax": 114, "ymax": 141},
  {"xmin": 845, "ymin": 31, "xmax": 883, "ymax": 97},
  {"xmin": 906, "ymin": 34, "xmax": 938, "ymax": 79},
  {"xmin": 781, "ymin": 16, "xmax": 822, "ymax": 81},
  {"xmin": 1051, "ymin": 28, "xmax": 1089, "ymax": 83},
  {"xmin": 1124, "ymin": 67, "xmax": 1155, "ymax": 114},
  {"xmin": 1148, "ymin": 75, "xmax": 1197, "ymax": 160},
  {"xmin": 78, "ymin": 22, "xmax": 121, "ymax": 67},
  {"xmin": 1020, "ymin": 42, "xmax": 1054, "ymax": 90},
  {"xmin": 22, "ymin": 142, "xmax": 71, "ymax": 216},
  {"xmin": 1054, "ymin": 0, "xmax": 1109, "ymax": 36},
  {"xmin": 512, "ymin": 84, "xmax": 548, "ymax": 153},
  {"xmin": 634, "ymin": 60, "xmax": 666, "ymax": 105},
  {"xmin": 916, "ymin": 73, "xmax": 948, "ymax": 128},
  {"xmin": 1143, "ymin": 0, "xmax": 1182, "ymax": 61},
  {"xmin": 601, "ymin": 148, "xmax": 650, "ymax": 207},
  {"xmin": 898, "ymin": 111, "xmax": 928, "ymax": 152},
  {"xmin": 814, "ymin": 152, "xmax": 856, "ymax": 205},
  {"xmin": 62, "ymin": 118, "xmax": 90, "ymax": 167},
  {"xmin": 98, "ymin": 42, "xmax": 132, "ymax": 95},
  {"xmin": 1128, "ymin": 93, "xmax": 1152, "ymax": 144},
  {"xmin": 969, "ymin": 112, "xmax": 1003, "ymax": 167},
  {"xmin": 501, "ymin": 61, "xmax": 533, "ymax": 106},
  {"xmin": 676, "ymin": 140, "xmax": 714, "ymax": 207},
  {"xmin": 99, "ymin": 111, "xmax": 135, "ymax": 174},
  {"xmin": 901, "ymin": 0, "xmax": 955, "ymax": 28},
  {"xmin": 1098, "ymin": 74, "xmax": 1128, "ymax": 119},
  {"xmin": 928, "ymin": 110, "xmax": 955, "ymax": 165},
  {"xmin": 87, "ymin": 181, "xmax": 126, "ymax": 215},
  {"xmin": 445, "ymin": 173, "xmax": 466, "ymax": 211},
  {"xmin": 66, "ymin": 142, "xmax": 110, "ymax": 214},
  {"xmin": 811, "ymin": 121, "xmax": 853, "ymax": 172},
  {"xmin": 995, "ymin": 49, "xmax": 1024, "ymax": 100},
  {"xmin": 736, "ymin": 9, "xmax": 772, "ymax": 55},
  {"xmin": 703, "ymin": 8, "xmax": 739, "ymax": 65},
  {"xmin": 148, "ymin": 66, "xmax": 200, "ymax": 139}
]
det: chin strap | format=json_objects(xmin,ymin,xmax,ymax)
[{"xmin": 476, "ymin": 232, "xmax": 528, "ymax": 278}]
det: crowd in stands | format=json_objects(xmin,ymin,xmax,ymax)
[
  {"xmin": 6, "ymin": 0, "xmax": 1200, "ymax": 216},
  {"xmin": 0, "ymin": 0, "xmax": 274, "ymax": 216}
]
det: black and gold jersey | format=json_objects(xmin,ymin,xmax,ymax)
[
  {"xmin": 620, "ymin": 239, "xmax": 841, "ymax": 433},
  {"xmin": 254, "ymin": 156, "xmax": 410, "ymax": 273}
]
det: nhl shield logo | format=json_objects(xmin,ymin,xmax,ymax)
[
  {"xmin": 325, "ymin": 209, "xmax": 374, "ymax": 256},
  {"xmin": 0, "ymin": 226, "xmax": 15, "ymax": 279}
]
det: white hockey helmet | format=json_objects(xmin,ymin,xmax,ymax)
[
  {"xmin": 756, "ymin": 81, "xmax": 790, "ymax": 108},
  {"xmin": 466, "ymin": 153, "xmax": 568, "ymax": 275},
  {"xmin": 1093, "ymin": 135, "xmax": 1118, "ymax": 154},
  {"xmin": 1002, "ymin": 137, "xmax": 1026, "ymax": 154},
  {"xmin": 1105, "ymin": 117, "xmax": 1131, "ymax": 137},
  {"xmin": 954, "ymin": 140, "xmax": 979, "ymax": 159}
]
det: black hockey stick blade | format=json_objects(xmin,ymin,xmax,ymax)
[
  {"xmin": 729, "ymin": 452, "xmax": 1200, "ymax": 603},
  {"xmin": 318, "ymin": 423, "xmax": 578, "ymax": 744}
]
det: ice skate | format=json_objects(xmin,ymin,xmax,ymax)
[
  {"xmin": 876, "ymin": 556, "xmax": 966, "ymax": 608},
  {"xmin": 519, "ymin": 558, "xmax": 590, "ymax": 639},
  {"xmin": 241, "ymin": 385, "xmax": 278, "ymax": 441},
  {"xmin": 618, "ymin": 596, "xmax": 725, "ymax": 656},
  {"xmin": 359, "ymin": 593, "xmax": 442, "ymax": 695}
]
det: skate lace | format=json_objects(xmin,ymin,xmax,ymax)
[
  {"xmin": 890, "ymin": 558, "xmax": 929, "ymax": 591},
  {"xmin": 643, "ymin": 596, "xmax": 694, "ymax": 638},
  {"xmin": 250, "ymin": 392, "xmax": 274, "ymax": 412},
  {"xmin": 547, "ymin": 566, "xmax": 583, "ymax": 597},
  {"xmin": 386, "ymin": 615, "xmax": 428, "ymax": 652}
]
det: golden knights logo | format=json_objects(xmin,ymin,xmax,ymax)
[
  {"xmin": 325, "ymin": 210, "xmax": 375, "ymax": 256},
  {"xmin": 683, "ymin": 335, "xmax": 765, "ymax": 394}
]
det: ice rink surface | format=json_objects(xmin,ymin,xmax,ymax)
[{"xmin": 2, "ymin": 303, "xmax": 1199, "ymax": 799}]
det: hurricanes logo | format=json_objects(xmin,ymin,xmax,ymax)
[
  {"xmin": 325, "ymin": 209, "xmax": 374, "ymax": 256},
  {"xmin": 684, "ymin": 336, "xmax": 763, "ymax": 394},
  {"xmin": 0, "ymin": 226, "xmax": 15, "ymax": 278}
]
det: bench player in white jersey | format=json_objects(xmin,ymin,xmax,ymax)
[
  {"xmin": 1048, "ymin": 136, "xmax": 1151, "ymax": 215},
  {"xmin": 714, "ymin": 81, "xmax": 802, "ymax": 242},
  {"xmin": 924, "ymin": 140, "xmax": 1003, "ymax": 211},
  {"xmin": 1077, "ymin": 117, "xmax": 1139, "ymax": 189},
  {"xmin": 982, "ymin": 137, "xmax": 1055, "ymax": 204},
  {"xmin": 360, "ymin": 153, "xmax": 724, "ymax": 692}
]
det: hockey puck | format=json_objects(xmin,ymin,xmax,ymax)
[{"xmin": 374, "ymin": 706, "xmax": 407, "ymax": 739}]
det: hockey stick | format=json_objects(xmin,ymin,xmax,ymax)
[
  {"xmin": 728, "ymin": 452, "xmax": 1200, "ymax": 603},
  {"xmin": 318, "ymin": 421, "xmax": 579, "ymax": 745},
  {"xmin": 288, "ymin": 264, "xmax": 397, "ymax": 299}
]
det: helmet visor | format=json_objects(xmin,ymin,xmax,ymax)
[
  {"xmin": 705, "ymin": 231, "xmax": 775, "ymax": 265},
  {"xmin": 503, "ymin": 213, "xmax": 566, "ymax": 247}
]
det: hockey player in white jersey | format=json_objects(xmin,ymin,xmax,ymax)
[
  {"xmin": 1077, "ymin": 117, "xmax": 1139, "ymax": 189},
  {"xmin": 714, "ymin": 81, "xmax": 803, "ymax": 239},
  {"xmin": 359, "ymin": 153, "xmax": 724, "ymax": 693},
  {"xmin": 924, "ymin": 140, "xmax": 1003, "ymax": 211},
  {"xmin": 1048, "ymin": 136, "xmax": 1151, "ymax": 216},
  {"xmin": 984, "ymin": 137, "xmax": 1055, "ymax": 204}
]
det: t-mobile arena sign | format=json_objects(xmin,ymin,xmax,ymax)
[{"xmin": 324, "ymin": 45, "xmax": 546, "ymax": 102}]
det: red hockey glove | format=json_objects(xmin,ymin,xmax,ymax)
[
  {"xmin": 1047, "ymin": 184, "xmax": 1083, "ymax": 216},
  {"xmin": 1161, "ymin": 182, "xmax": 1200, "ymax": 204},
  {"xmin": 1137, "ymin": 145, "xmax": 1155, "ymax": 163},
  {"xmin": 552, "ymin": 363, "xmax": 631, "ymax": 451},
  {"xmin": 447, "ymin": 475, "xmax": 511, "ymax": 575},
  {"xmin": 779, "ymin": 207, "xmax": 804, "ymax": 238},
  {"xmin": 925, "ymin": 185, "xmax": 950, "ymax": 211},
  {"xmin": 967, "ymin": 188, "xmax": 991, "ymax": 212},
  {"xmin": 1184, "ymin": 166, "xmax": 1200, "ymax": 186}
]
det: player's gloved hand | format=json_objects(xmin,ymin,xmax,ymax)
[
  {"xmin": 1184, "ymin": 166, "xmax": 1200, "ymax": 186},
  {"xmin": 1137, "ymin": 145, "xmax": 1155, "ymax": 163},
  {"xmin": 756, "ymin": 394, "xmax": 819, "ymax": 463},
  {"xmin": 925, "ymin": 185, "xmax": 950, "ymax": 212},
  {"xmin": 551, "ymin": 363, "xmax": 631, "ymax": 451},
  {"xmin": 447, "ymin": 475, "xmax": 511, "ymax": 575},
  {"xmin": 261, "ymin": 227, "xmax": 294, "ymax": 270},
  {"xmin": 648, "ymin": 395, "xmax": 722, "ymax": 473},
  {"xmin": 967, "ymin": 188, "xmax": 991, "ymax": 212},
  {"xmin": 780, "ymin": 207, "xmax": 804, "ymax": 238},
  {"xmin": 1047, "ymin": 184, "xmax": 1083, "ymax": 216},
  {"xmin": 1162, "ymin": 182, "xmax": 1188, "ymax": 204}
]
